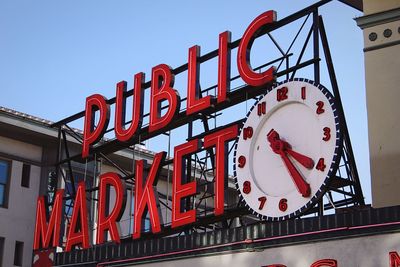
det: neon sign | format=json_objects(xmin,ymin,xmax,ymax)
[{"xmin": 34, "ymin": 10, "xmax": 277, "ymax": 252}]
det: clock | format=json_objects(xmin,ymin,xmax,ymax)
[{"xmin": 233, "ymin": 78, "xmax": 342, "ymax": 221}]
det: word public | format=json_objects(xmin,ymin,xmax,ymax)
[{"xmin": 34, "ymin": 10, "xmax": 277, "ymax": 252}]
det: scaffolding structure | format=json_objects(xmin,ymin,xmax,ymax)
[{"xmin": 48, "ymin": 0, "xmax": 365, "ymax": 249}]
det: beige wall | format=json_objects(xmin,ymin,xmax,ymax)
[
  {"xmin": 0, "ymin": 137, "xmax": 42, "ymax": 267},
  {"xmin": 0, "ymin": 135, "xmax": 42, "ymax": 163},
  {"xmin": 364, "ymin": 0, "xmax": 400, "ymax": 15},
  {"xmin": 357, "ymin": 2, "xmax": 400, "ymax": 208},
  {"xmin": 365, "ymin": 43, "xmax": 400, "ymax": 208}
]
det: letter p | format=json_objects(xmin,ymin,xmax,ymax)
[{"xmin": 82, "ymin": 94, "xmax": 110, "ymax": 158}]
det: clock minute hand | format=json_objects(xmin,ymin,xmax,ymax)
[
  {"xmin": 279, "ymin": 152, "xmax": 311, "ymax": 197},
  {"xmin": 267, "ymin": 129, "xmax": 311, "ymax": 198}
]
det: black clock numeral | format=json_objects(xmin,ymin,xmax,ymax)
[
  {"xmin": 316, "ymin": 101, "xmax": 325, "ymax": 114},
  {"xmin": 301, "ymin": 86, "xmax": 306, "ymax": 100},
  {"xmin": 258, "ymin": 196, "xmax": 267, "ymax": 210},
  {"xmin": 316, "ymin": 158, "xmax": 326, "ymax": 171},
  {"xmin": 277, "ymin": 87, "xmax": 288, "ymax": 101},
  {"xmin": 238, "ymin": 156, "xmax": 246, "ymax": 168},
  {"xmin": 243, "ymin": 127, "xmax": 253, "ymax": 140},
  {"xmin": 257, "ymin": 102, "xmax": 266, "ymax": 116},
  {"xmin": 279, "ymin": 198, "xmax": 288, "ymax": 211},
  {"xmin": 243, "ymin": 181, "xmax": 251, "ymax": 194},
  {"xmin": 323, "ymin": 127, "xmax": 331, "ymax": 141}
]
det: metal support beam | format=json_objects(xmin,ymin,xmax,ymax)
[
  {"xmin": 338, "ymin": 0, "xmax": 363, "ymax": 11},
  {"xmin": 319, "ymin": 16, "xmax": 365, "ymax": 205}
]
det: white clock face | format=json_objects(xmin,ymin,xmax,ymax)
[{"xmin": 234, "ymin": 79, "xmax": 341, "ymax": 221}]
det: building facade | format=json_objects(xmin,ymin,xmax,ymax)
[
  {"xmin": 0, "ymin": 107, "xmax": 238, "ymax": 267},
  {"xmin": 0, "ymin": 107, "xmax": 156, "ymax": 266},
  {"xmin": 0, "ymin": 107, "xmax": 56, "ymax": 267},
  {"xmin": 356, "ymin": 0, "xmax": 400, "ymax": 208}
]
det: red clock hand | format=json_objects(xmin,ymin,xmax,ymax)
[
  {"xmin": 286, "ymin": 149, "xmax": 314, "ymax": 169},
  {"xmin": 279, "ymin": 152, "xmax": 311, "ymax": 197},
  {"xmin": 267, "ymin": 129, "xmax": 311, "ymax": 197}
]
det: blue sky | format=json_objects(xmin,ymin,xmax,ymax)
[{"xmin": 0, "ymin": 1, "xmax": 370, "ymax": 203}]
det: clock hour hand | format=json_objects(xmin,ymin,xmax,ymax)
[
  {"xmin": 267, "ymin": 129, "xmax": 311, "ymax": 197},
  {"xmin": 286, "ymin": 149, "xmax": 314, "ymax": 169}
]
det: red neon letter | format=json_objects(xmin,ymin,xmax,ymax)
[
  {"xmin": 33, "ymin": 189, "xmax": 64, "ymax": 250},
  {"xmin": 218, "ymin": 31, "xmax": 231, "ymax": 103},
  {"xmin": 186, "ymin": 45, "xmax": 213, "ymax": 115},
  {"xmin": 390, "ymin": 251, "xmax": 400, "ymax": 267},
  {"xmin": 204, "ymin": 124, "xmax": 238, "ymax": 216},
  {"xmin": 115, "ymin": 73, "xmax": 144, "ymax": 142},
  {"xmin": 65, "ymin": 182, "xmax": 90, "ymax": 252},
  {"xmin": 96, "ymin": 172, "xmax": 127, "ymax": 244},
  {"xmin": 133, "ymin": 152, "xmax": 166, "ymax": 239},
  {"xmin": 172, "ymin": 139, "xmax": 199, "ymax": 228},
  {"xmin": 310, "ymin": 259, "xmax": 337, "ymax": 267},
  {"xmin": 237, "ymin": 10, "xmax": 277, "ymax": 86},
  {"xmin": 82, "ymin": 94, "xmax": 110, "ymax": 158},
  {"xmin": 149, "ymin": 64, "xmax": 181, "ymax": 132}
]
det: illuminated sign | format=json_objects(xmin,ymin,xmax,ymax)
[
  {"xmin": 33, "ymin": 10, "xmax": 277, "ymax": 252},
  {"xmin": 81, "ymin": 10, "xmax": 276, "ymax": 158}
]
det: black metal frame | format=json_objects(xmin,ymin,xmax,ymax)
[{"xmin": 46, "ymin": 0, "xmax": 365, "ymax": 253}]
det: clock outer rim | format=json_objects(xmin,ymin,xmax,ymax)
[{"xmin": 233, "ymin": 78, "xmax": 343, "ymax": 221}]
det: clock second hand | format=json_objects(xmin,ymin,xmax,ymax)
[{"xmin": 267, "ymin": 129, "xmax": 311, "ymax": 197}]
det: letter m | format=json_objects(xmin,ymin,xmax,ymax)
[{"xmin": 33, "ymin": 189, "xmax": 64, "ymax": 250}]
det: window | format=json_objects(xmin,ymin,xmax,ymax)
[
  {"xmin": 14, "ymin": 241, "xmax": 23, "ymax": 266},
  {"xmin": 64, "ymin": 172, "xmax": 93, "ymax": 216},
  {"xmin": 144, "ymin": 218, "xmax": 150, "ymax": 232},
  {"xmin": 129, "ymin": 197, "xmax": 151, "ymax": 234},
  {"xmin": 0, "ymin": 237, "xmax": 4, "ymax": 267},
  {"xmin": 0, "ymin": 160, "xmax": 10, "ymax": 208},
  {"xmin": 21, "ymin": 164, "xmax": 30, "ymax": 188}
]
